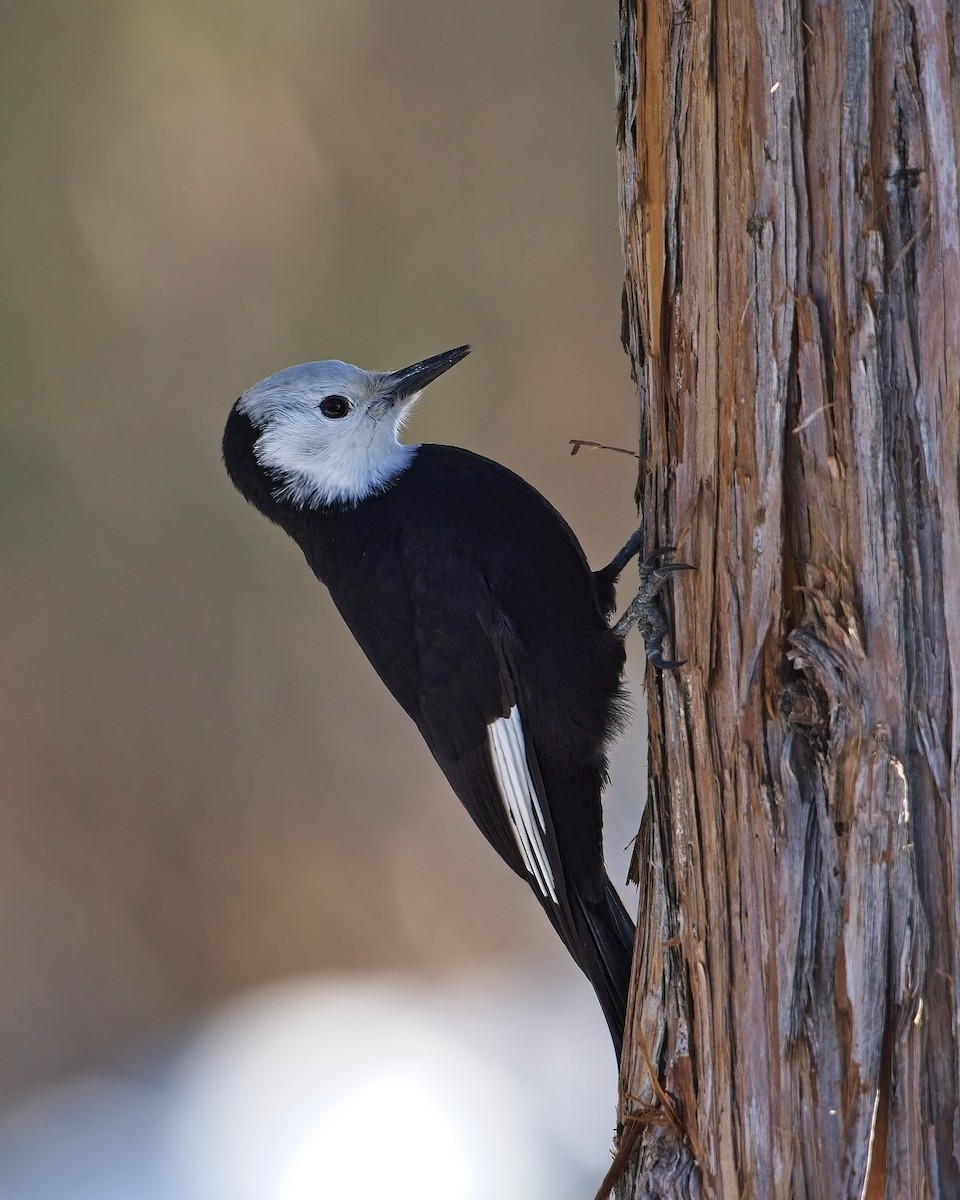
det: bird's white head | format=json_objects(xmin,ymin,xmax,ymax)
[{"xmin": 238, "ymin": 345, "xmax": 470, "ymax": 508}]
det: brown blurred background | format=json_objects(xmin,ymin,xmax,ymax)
[{"xmin": 0, "ymin": 0, "xmax": 645, "ymax": 1103}]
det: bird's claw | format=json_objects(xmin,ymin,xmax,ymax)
[{"xmin": 612, "ymin": 545, "xmax": 693, "ymax": 670}]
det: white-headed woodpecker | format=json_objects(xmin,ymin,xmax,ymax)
[{"xmin": 222, "ymin": 346, "xmax": 689, "ymax": 1060}]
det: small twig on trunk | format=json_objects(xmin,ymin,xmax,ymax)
[{"xmin": 569, "ymin": 438, "xmax": 640, "ymax": 458}]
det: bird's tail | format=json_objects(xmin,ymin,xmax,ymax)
[{"xmin": 556, "ymin": 879, "xmax": 636, "ymax": 1063}]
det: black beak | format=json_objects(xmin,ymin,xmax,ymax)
[{"xmin": 385, "ymin": 345, "xmax": 470, "ymax": 402}]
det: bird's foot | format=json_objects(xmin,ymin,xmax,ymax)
[{"xmin": 613, "ymin": 547, "xmax": 693, "ymax": 670}]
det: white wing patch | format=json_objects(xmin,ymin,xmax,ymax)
[{"xmin": 487, "ymin": 706, "xmax": 558, "ymax": 903}]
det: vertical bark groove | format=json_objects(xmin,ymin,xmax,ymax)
[{"xmin": 615, "ymin": 1, "xmax": 960, "ymax": 1196}]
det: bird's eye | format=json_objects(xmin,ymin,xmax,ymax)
[{"xmin": 319, "ymin": 395, "xmax": 350, "ymax": 419}]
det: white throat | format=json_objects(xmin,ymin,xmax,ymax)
[{"xmin": 257, "ymin": 420, "xmax": 419, "ymax": 508}]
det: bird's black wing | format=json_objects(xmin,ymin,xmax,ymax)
[
  {"xmin": 318, "ymin": 522, "xmax": 634, "ymax": 1051},
  {"xmin": 404, "ymin": 550, "xmax": 569, "ymax": 909},
  {"xmin": 303, "ymin": 511, "xmax": 563, "ymax": 900},
  {"xmin": 399, "ymin": 544, "xmax": 636, "ymax": 1051}
]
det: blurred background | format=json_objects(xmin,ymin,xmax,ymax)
[{"xmin": 1, "ymin": 1, "xmax": 647, "ymax": 1194}]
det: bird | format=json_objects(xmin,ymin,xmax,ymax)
[{"xmin": 222, "ymin": 345, "xmax": 689, "ymax": 1060}]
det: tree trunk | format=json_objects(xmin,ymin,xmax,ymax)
[{"xmin": 612, "ymin": 1, "xmax": 960, "ymax": 1197}]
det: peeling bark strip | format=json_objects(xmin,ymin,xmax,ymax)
[{"xmin": 615, "ymin": 1, "xmax": 960, "ymax": 1197}]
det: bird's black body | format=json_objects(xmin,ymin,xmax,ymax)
[{"xmin": 222, "ymin": 402, "xmax": 636, "ymax": 1054}]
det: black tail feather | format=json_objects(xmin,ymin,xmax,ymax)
[{"xmin": 549, "ymin": 879, "xmax": 635, "ymax": 1062}]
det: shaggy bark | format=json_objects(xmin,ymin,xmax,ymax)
[{"xmin": 613, "ymin": 1, "xmax": 960, "ymax": 1197}]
